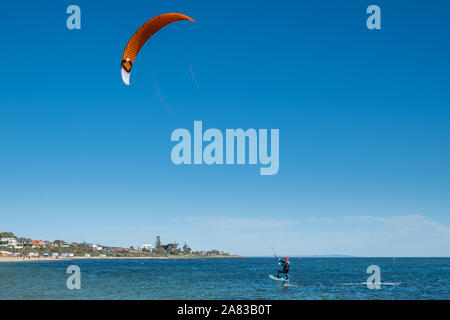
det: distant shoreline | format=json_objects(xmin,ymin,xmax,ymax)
[{"xmin": 0, "ymin": 255, "xmax": 242, "ymax": 263}]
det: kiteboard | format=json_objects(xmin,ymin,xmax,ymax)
[{"xmin": 269, "ymin": 274, "xmax": 288, "ymax": 282}]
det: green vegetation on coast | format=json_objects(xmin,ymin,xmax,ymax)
[{"xmin": 0, "ymin": 232, "xmax": 235, "ymax": 258}]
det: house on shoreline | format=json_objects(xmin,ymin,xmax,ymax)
[
  {"xmin": 138, "ymin": 244, "xmax": 153, "ymax": 252},
  {"xmin": 0, "ymin": 237, "xmax": 20, "ymax": 248}
]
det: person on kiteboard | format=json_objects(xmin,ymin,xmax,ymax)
[{"xmin": 276, "ymin": 257, "xmax": 290, "ymax": 280}]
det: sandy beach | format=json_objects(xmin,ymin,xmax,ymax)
[{"xmin": 0, "ymin": 255, "xmax": 241, "ymax": 263}]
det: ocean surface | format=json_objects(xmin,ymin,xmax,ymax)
[{"xmin": 1, "ymin": 257, "xmax": 449, "ymax": 299}]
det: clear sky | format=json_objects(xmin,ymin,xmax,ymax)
[{"xmin": 1, "ymin": 0, "xmax": 450, "ymax": 256}]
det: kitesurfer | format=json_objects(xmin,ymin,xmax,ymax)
[{"xmin": 276, "ymin": 257, "xmax": 290, "ymax": 280}]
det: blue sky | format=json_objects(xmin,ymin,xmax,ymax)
[{"xmin": 1, "ymin": 1, "xmax": 450, "ymax": 256}]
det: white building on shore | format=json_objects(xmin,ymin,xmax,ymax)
[
  {"xmin": 0, "ymin": 237, "xmax": 18, "ymax": 247},
  {"xmin": 138, "ymin": 244, "xmax": 153, "ymax": 252},
  {"xmin": 91, "ymin": 244, "xmax": 103, "ymax": 251}
]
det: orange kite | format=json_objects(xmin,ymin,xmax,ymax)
[{"xmin": 121, "ymin": 13, "xmax": 195, "ymax": 85}]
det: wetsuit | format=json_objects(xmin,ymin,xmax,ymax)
[{"xmin": 276, "ymin": 258, "xmax": 290, "ymax": 279}]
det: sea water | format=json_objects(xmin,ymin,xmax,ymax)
[{"xmin": 0, "ymin": 257, "xmax": 449, "ymax": 299}]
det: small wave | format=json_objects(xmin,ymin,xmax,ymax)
[
  {"xmin": 339, "ymin": 282, "xmax": 401, "ymax": 286},
  {"xmin": 282, "ymin": 283, "xmax": 298, "ymax": 287}
]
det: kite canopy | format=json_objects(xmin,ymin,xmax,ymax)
[{"xmin": 121, "ymin": 13, "xmax": 195, "ymax": 85}]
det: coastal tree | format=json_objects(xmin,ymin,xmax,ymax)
[
  {"xmin": 155, "ymin": 236, "xmax": 166, "ymax": 255},
  {"xmin": 182, "ymin": 243, "xmax": 191, "ymax": 255},
  {"xmin": 0, "ymin": 232, "xmax": 15, "ymax": 238},
  {"xmin": 162, "ymin": 243, "xmax": 180, "ymax": 255},
  {"xmin": 207, "ymin": 249, "xmax": 220, "ymax": 256}
]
